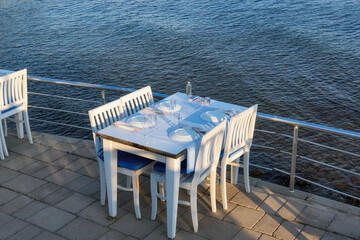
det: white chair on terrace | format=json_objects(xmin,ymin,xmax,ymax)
[
  {"xmin": 88, "ymin": 97, "xmax": 154, "ymax": 219},
  {"xmin": 0, "ymin": 69, "xmax": 33, "ymax": 160},
  {"xmin": 220, "ymin": 104, "xmax": 258, "ymax": 209},
  {"xmin": 121, "ymin": 86, "xmax": 154, "ymax": 117},
  {"xmin": 150, "ymin": 121, "xmax": 226, "ymax": 232}
]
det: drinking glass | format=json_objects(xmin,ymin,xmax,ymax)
[
  {"xmin": 170, "ymin": 99, "xmax": 176, "ymax": 111},
  {"xmin": 172, "ymin": 113, "xmax": 181, "ymax": 125},
  {"xmin": 205, "ymin": 97, "xmax": 211, "ymax": 106}
]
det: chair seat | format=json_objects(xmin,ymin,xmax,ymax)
[
  {"xmin": 1, "ymin": 104, "xmax": 21, "ymax": 114},
  {"xmin": 153, "ymin": 160, "xmax": 189, "ymax": 174},
  {"xmin": 97, "ymin": 148, "xmax": 153, "ymax": 171}
]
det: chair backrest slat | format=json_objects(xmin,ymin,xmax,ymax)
[
  {"xmin": 193, "ymin": 121, "xmax": 226, "ymax": 184},
  {"xmin": 121, "ymin": 86, "xmax": 154, "ymax": 117},
  {"xmin": 88, "ymin": 98, "xmax": 125, "ymax": 154},
  {"xmin": 0, "ymin": 69, "xmax": 27, "ymax": 110},
  {"xmin": 223, "ymin": 105, "xmax": 258, "ymax": 159}
]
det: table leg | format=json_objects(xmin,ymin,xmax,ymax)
[
  {"xmin": 166, "ymin": 156, "xmax": 181, "ymax": 239},
  {"xmin": 103, "ymin": 139, "xmax": 118, "ymax": 218}
]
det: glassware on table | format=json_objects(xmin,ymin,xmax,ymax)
[
  {"xmin": 205, "ymin": 97, "xmax": 211, "ymax": 106},
  {"xmin": 172, "ymin": 113, "xmax": 181, "ymax": 126},
  {"xmin": 170, "ymin": 99, "xmax": 177, "ymax": 111},
  {"xmin": 150, "ymin": 113, "xmax": 157, "ymax": 128}
]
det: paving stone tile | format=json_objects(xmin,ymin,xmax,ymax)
[
  {"xmin": 33, "ymin": 135, "xmax": 61, "ymax": 147},
  {"xmin": 0, "ymin": 187, "xmax": 19, "ymax": 205},
  {"xmin": 79, "ymin": 202, "xmax": 127, "ymax": 226},
  {"xmin": 64, "ymin": 157, "xmax": 93, "ymax": 171},
  {"xmin": 41, "ymin": 188, "xmax": 74, "ymax": 205},
  {"xmin": 72, "ymin": 146, "xmax": 96, "ymax": 159},
  {"xmin": 13, "ymin": 200, "xmax": 48, "ymax": 219},
  {"xmin": 10, "ymin": 142, "xmax": 49, "ymax": 157},
  {"xmin": 110, "ymin": 212, "xmax": 160, "ymax": 239},
  {"xmin": 52, "ymin": 154, "xmax": 81, "ymax": 167},
  {"xmin": 0, "ymin": 155, "xmax": 36, "ymax": 170},
  {"xmin": 197, "ymin": 193, "xmax": 237, "ymax": 220},
  {"xmin": 296, "ymin": 226, "xmax": 325, "ymax": 240},
  {"xmin": 32, "ymin": 164, "xmax": 61, "ymax": 179},
  {"xmin": 143, "ymin": 224, "xmax": 170, "ymax": 240},
  {"xmin": 307, "ymin": 194, "xmax": 360, "ymax": 216},
  {"xmin": 196, "ymin": 215, "xmax": 240, "ymax": 240},
  {"xmin": 321, "ymin": 232, "xmax": 354, "ymax": 240},
  {"xmin": 0, "ymin": 218, "xmax": 29, "ymax": 239},
  {"xmin": 26, "ymin": 206, "xmax": 75, "ymax": 231},
  {"xmin": 7, "ymin": 224, "xmax": 42, "ymax": 240},
  {"xmin": 78, "ymin": 161, "xmax": 100, "ymax": 178},
  {"xmin": 173, "ymin": 229, "xmax": 208, "ymax": 240},
  {"xmin": 258, "ymin": 235, "xmax": 278, "ymax": 240},
  {"xmin": 327, "ymin": 213, "xmax": 360, "ymax": 239},
  {"xmin": 34, "ymin": 149, "xmax": 68, "ymax": 163},
  {"xmin": 0, "ymin": 166, "xmax": 20, "ymax": 184},
  {"xmin": 65, "ymin": 175, "xmax": 96, "ymax": 191},
  {"xmin": 253, "ymin": 214, "xmax": 283, "ymax": 235},
  {"xmin": 224, "ymin": 205, "xmax": 264, "ymax": 228},
  {"xmin": 276, "ymin": 200, "xmax": 306, "ymax": 221},
  {"xmin": 213, "ymin": 181, "xmax": 241, "ymax": 201},
  {"xmin": 45, "ymin": 168, "xmax": 82, "ymax": 186},
  {"xmin": 295, "ymin": 206, "xmax": 336, "ymax": 229},
  {"xmin": 52, "ymin": 142, "xmax": 80, "ymax": 153},
  {"xmin": 0, "ymin": 195, "xmax": 32, "ymax": 214},
  {"xmin": 273, "ymin": 220, "xmax": 304, "ymax": 240},
  {"xmin": 3, "ymin": 174, "xmax": 46, "ymax": 194},
  {"xmin": 56, "ymin": 193, "xmax": 95, "ymax": 214},
  {"xmin": 232, "ymin": 228, "xmax": 261, "ymax": 240},
  {"xmin": 78, "ymin": 139, "xmax": 95, "ymax": 148},
  {"xmin": 32, "ymin": 231, "xmax": 66, "ymax": 240},
  {"xmin": 18, "ymin": 161, "xmax": 48, "ymax": 175},
  {"xmin": 230, "ymin": 189, "xmax": 269, "ymax": 209},
  {"xmin": 0, "ymin": 211, "xmax": 14, "ymax": 225},
  {"xmin": 28, "ymin": 182, "xmax": 61, "ymax": 200},
  {"xmin": 98, "ymin": 230, "xmax": 127, "ymax": 240},
  {"xmin": 257, "ymin": 195, "xmax": 287, "ymax": 215},
  {"xmin": 177, "ymin": 209, "xmax": 205, "ymax": 232},
  {"xmin": 77, "ymin": 180, "xmax": 101, "ymax": 196},
  {"xmin": 4, "ymin": 135, "xmax": 27, "ymax": 149},
  {"xmin": 57, "ymin": 217, "xmax": 108, "ymax": 240}
]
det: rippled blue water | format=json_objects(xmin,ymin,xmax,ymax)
[{"xmin": 0, "ymin": 0, "xmax": 359, "ymax": 200}]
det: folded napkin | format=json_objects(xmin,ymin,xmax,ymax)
[
  {"xmin": 141, "ymin": 107, "xmax": 168, "ymax": 115},
  {"xmin": 114, "ymin": 121, "xmax": 141, "ymax": 132}
]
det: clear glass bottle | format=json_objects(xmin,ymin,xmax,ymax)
[{"xmin": 186, "ymin": 81, "xmax": 192, "ymax": 97}]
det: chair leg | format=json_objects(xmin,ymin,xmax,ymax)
[
  {"xmin": 132, "ymin": 173, "xmax": 141, "ymax": 219},
  {"xmin": 244, "ymin": 152, "xmax": 250, "ymax": 193},
  {"xmin": 0, "ymin": 125, "xmax": 5, "ymax": 160},
  {"xmin": 98, "ymin": 161, "xmax": 106, "ymax": 205},
  {"xmin": 220, "ymin": 164, "xmax": 228, "ymax": 210},
  {"xmin": 210, "ymin": 167, "xmax": 217, "ymax": 213},
  {"xmin": 150, "ymin": 174, "xmax": 158, "ymax": 220},
  {"xmin": 3, "ymin": 119, "xmax": 7, "ymax": 137},
  {"xmin": 126, "ymin": 176, "xmax": 131, "ymax": 188},
  {"xmin": 23, "ymin": 111, "xmax": 33, "ymax": 144},
  {"xmin": 15, "ymin": 112, "xmax": 24, "ymax": 139},
  {"xmin": 159, "ymin": 182, "xmax": 165, "ymax": 201},
  {"xmin": 231, "ymin": 157, "xmax": 240, "ymax": 185},
  {"xmin": 190, "ymin": 187, "xmax": 198, "ymax": 233}
]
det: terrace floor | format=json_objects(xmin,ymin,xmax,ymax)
[{"xmin": 0, "ymin": 130, "xmax": 359, "ymax": 240}]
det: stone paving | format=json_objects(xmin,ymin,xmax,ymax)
[{"xmin": 0, "ymin": 130, "xmax": 359, "ymax": 240}]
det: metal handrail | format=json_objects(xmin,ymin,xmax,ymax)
[{"xmin": 2, "ymin": 70, "xmax": 358, "ymax": 200}]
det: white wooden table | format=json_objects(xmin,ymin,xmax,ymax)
[{"xmin": 97, "ymin": 93, "xmax": 246, "ymax": 238}]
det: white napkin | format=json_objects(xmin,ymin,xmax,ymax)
[{"xmin": 114, "ymin": 121, "xmax": 141, "ymax": 132}]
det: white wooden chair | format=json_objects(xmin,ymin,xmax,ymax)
[
  {"xmin": 150, "ymin": 121, "xmax": 226, "ymax": 232},
  {"xmin": 121, "ymin": 86, "xmax": 154, "ymax": 117},
  {"xmin": 88, "ymin": 97, "xmax": 154, "ymax": 219},
  {"xmin": 0, "ymin": 69, "xmax": 33, "ymax": 160},
  {"xmin": 220, "ymin": 104, "xmax": 258, "ymax": 209}
]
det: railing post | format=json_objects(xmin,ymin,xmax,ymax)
[
  {"xmin": 101, "ymin": 90, "xmax": 106, "ymax": 104},
  {"xmin": 289, "ymin": 125, "xmax": 299, "ymax": 192}
]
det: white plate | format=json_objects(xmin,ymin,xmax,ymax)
[
  {"xmin": 126, "ymin": 115, "xmax": 154, "ymax": 128},
  {"xmin": 156, "ymin": 101, "xmax": 182, "ymax": 113},
  {"xmin": 168, "ymin": 128, "xmax": 200, "ymax": 142},
  {"xmin": 200, "ymin": 110, "xmax": 227, "ymax": 123}
]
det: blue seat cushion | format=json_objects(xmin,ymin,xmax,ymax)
[
  {"xmin": 1, "ymin": 105, "xmax": 21, "ymax": 114},
  {"xmin": 153, "ymin": 160, "xmax": 189, "ymax": 174},
  {"xmin": 97, "ymin": 148, "xmax": 153, "ymax": 171}
]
